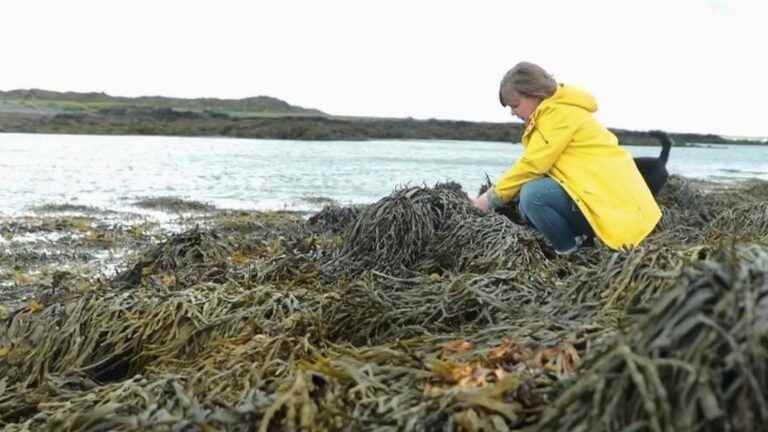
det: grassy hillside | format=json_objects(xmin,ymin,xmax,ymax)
[{"xmin": 0, "ymin": 89, "xmax": 327, "ymax": 117}]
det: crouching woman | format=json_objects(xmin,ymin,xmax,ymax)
[{"xmin": 472, "ymin": 62, "xmax": 661, "ymax": 255}]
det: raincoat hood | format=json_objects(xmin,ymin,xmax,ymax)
[{"xmin": 542, "ymin": 84, "xmax": 598, "ymax": 113}]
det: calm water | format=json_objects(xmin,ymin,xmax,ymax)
[{"xmin": 2, "ymin": 133, "xmax": 767, "ymax": 216}]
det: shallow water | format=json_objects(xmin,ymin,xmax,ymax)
[{"xmin": 2, "ymin": 133, "xmax": 767, "ymax": 215}]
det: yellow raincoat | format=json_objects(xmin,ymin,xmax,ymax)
[{"xmin": 491, "ymin": 84, "xmax": 661, "ymax": 249}]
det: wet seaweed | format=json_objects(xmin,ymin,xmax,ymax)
[
  {"xmin": 423, "ymin": 213, "xmax": 548, "ymax": 274},
  {"xmin": 110, "ymin": 227, "xmax": 234, "ymax": 289},
  {"xmin": 2, "ymin": 176, "xmax": 768, "ymax": 431},
  {"xmin": 307, "ymin": 204, "xmax": 365, "ymax": 234},
  {"xmin": 29, "ymin": 203, "xmax": 116, "ymax": 215},
  {"xmin": 536, "ymin": 244, "xmax": 768, "ymax": 432},
  {"xmin": 133, "ymin": 196, "xmax": 217, "ymax": 212}
]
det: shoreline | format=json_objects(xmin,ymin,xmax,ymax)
[
  {"xmin": 3, "ymin": 89, "xmax": 765, "ymax": 146},
  {"xmin": 2, "ymin": 112, "xmax": 767, "ymax": 147},
  {"xmin": 3, "ymin": 129, "xmax": 763, "ymax": 148}
]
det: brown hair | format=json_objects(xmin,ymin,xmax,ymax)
[{"xmin": 499, "ymin": 62, "xmax": 557, "ymax": 106}]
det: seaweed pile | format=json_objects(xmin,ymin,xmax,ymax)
[{"xmin": 1, "ymin": 175, "xmax": 767, "ymax": 431}]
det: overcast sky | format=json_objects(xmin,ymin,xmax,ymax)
[{"xmin": 2, "ymin": 0, "xmax": 766, "ymax": 138}]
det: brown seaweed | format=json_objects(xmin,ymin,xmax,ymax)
[{"xmin": 1, "ymin": 176, "xmax": 768, "ymax": 431}]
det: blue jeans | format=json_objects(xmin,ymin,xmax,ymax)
[{"xmin": 518, "ymin": 177, "xmax": 594, "ymax": 254}]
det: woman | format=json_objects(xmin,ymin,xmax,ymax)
[{"xmin": 471, "ymin": 62, "xmax": 661, "ymax": 254}]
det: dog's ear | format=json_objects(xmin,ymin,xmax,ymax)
[{"xmin": 648, "ymin": 130, "xmax": 676, "ymax": 144}]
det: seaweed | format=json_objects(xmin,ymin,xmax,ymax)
[{"xmin": 1, "ymin": 176, "xmax": 768, "ymax": 431}]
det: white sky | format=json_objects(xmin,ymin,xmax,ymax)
[{"xmin": 2, "ymin": 0, "xmax": 766, "ymax": 138}]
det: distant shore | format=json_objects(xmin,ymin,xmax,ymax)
[
  {"xmin": 4, "ymin": 112, "xmax": 767, "ymax": 147},
  {"xmin": 1, "ymin": 89, "xmax": 765, "ymax": 146}
]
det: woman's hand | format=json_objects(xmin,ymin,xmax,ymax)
[{"xmin": 471, "ymin": 190, "xmax": 491, "ymax": 213}]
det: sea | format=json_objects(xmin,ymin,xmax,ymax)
[{"xmin": 2, "ymin": 133, "xmax": 767, "ymax": 216}]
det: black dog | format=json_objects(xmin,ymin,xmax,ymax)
[{"xmin": 634, "ymin": 130, "xmax": 673, "ymax": 196}]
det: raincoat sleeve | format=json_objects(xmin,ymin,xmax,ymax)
[{"xmin": 491, "ymin": 108, "xmax": 579, "ymax": 205}]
